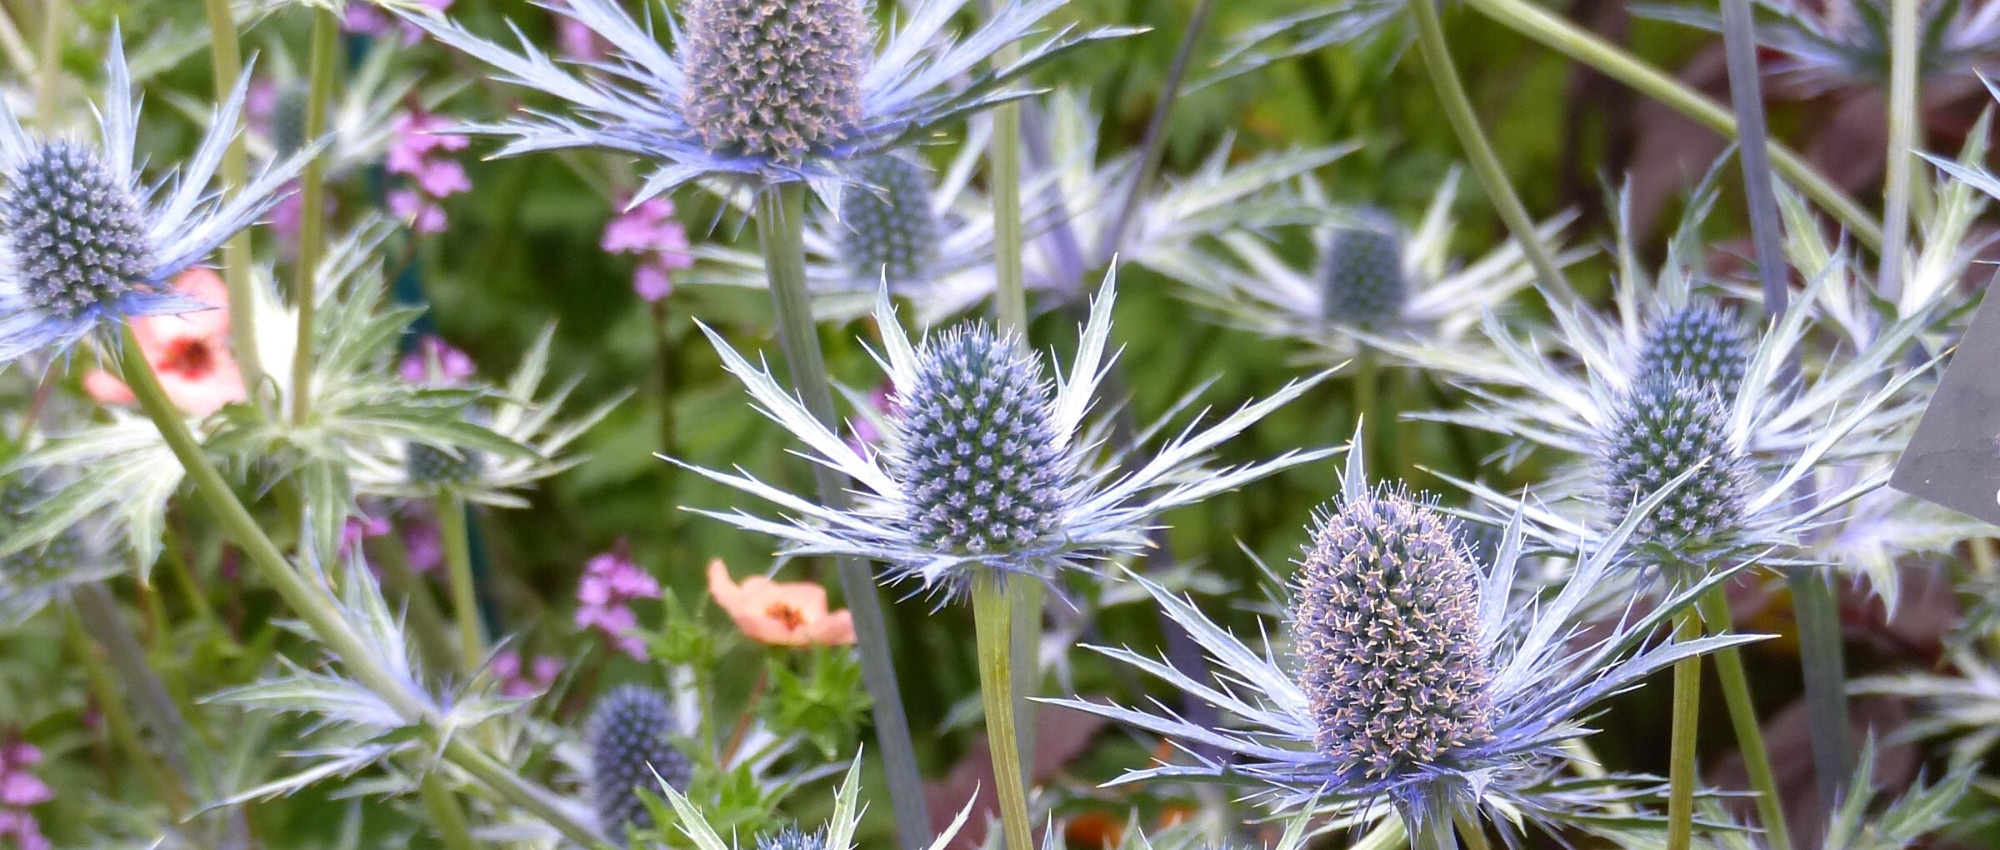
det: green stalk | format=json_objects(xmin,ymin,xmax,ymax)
[
  {"xmin": 63, "ymin": 608, "xmax": 190, "ymax": 817},
  {"xmin": 418, "ymin": 773, "xmax": 482, "ymax": 850},
  {"xmin": 992, "ymin": 100, "xmax": 1027, "ymax": 329},
  {"xmin": 1696, "ymin": 590, "xmax": 1790, "ymax": 850},
  {"xmin": 1788, "ymin": 567, "xmax": 1852, "ymax": 805},
  {"xmin": 369, "ymin": 528, "xmax": 458, "ymax": 673},
  {"xmin": 972, "ymin": 571, "xmax": 1034, "ymax": 850},
  {"xmin": 1350, "ymin": 814, "xmax": 1410, "ymax": 850},
  {"xmin": 1879, "ymin": 0, "xmax": 1920, "ymax": 301},
  {"xmin": 1461, "ymin": 0, "xmax": 1883, "ymax": 249},
  {"xmin": 32, "ymin": 0, "xmax": 60, "ymax": 130},
  {"xmin": 1096, "ymin": 0, "xmax": 1220, "ymax": 261},
  {"xmin": 202, "ymin": 0, "xmax": 264, "ymax": 391},
  {"xmin": 1665, "ymin": 609, "xmax": 1701, "ymax": 850},
  {"xmin": 1404, "ymin": 0, "xmax": 1570, "ymax": 296},
  {"xmin": 1007, "ymin": 574, "xmax": 1043, "ymax": 784},
  {"xmin": 439, "ymin": 495, "xmax": 482, "ymax": 671},
  {"xmin": 117, "ymin": 327, "xmax": 608, "ymax": 848},
  {"xmin": 69, "ymin": 583, "xmax": 194, "ymax": 778},
  {"xmin": 1717, "ymin": 0, "xmax": 1789, "ymax": 311},
  {"xmin": 755, "ymin": 182, "xmax": 931, "ymax": 850},
  {"xmin": 289, "ymin": 8, "xmax": 338, "ymax": 425},
  {"xmin": 1451, "ymin": 812, "xmax": 1490, "ymax": 850}
]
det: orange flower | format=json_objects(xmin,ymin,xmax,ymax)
[
  {"xmin": 83, "ymin": 268, "xmax": 244, "ymax": 416},
  {"xmin": 706, "ymin": 559, "xmax": 856, "ymax": 647}
]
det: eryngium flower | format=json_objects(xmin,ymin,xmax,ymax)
[
  {"xmin": 401, "ymin": 0, "xmax": 1129, "ymax": 196},
  {"xmin": 758, "ymin": 827, "xmax": 830, "ymax": 850},
  {"xmin": 1639, "ymin": 0, "xmax": 2000, "ymax": 94},
  {"xmin": 0, "ymin": 31, "xmax": 307, "ymax": 363},
  {"xmin": 1050, "ymin": 435, "xmax": 1762, "ymax": 835},
  {"xmin": 403, "ymin": 442, "xmax": 486, "ymax": 487},
  {"xmin": 1634, "ymin": 301, "xmax": 1750, "ymax": 398},
  {"xmin": 1295, "ymin": 486, "xmax": 1496, "ymax": 779},
  {"xmin": 838, "ymin": 155, "xmax": 942, "ymax": 285},
  {"xmin": 674, "ymin": 273, "xmax": 1330, "ymax": 598},
  {"xmin": 1599, "ymin": 377, "xmax": 1748, "ymax": 555},
  {"xmin": 588, "ymin": 685, "xmax": 693, "ymax": 841},
  {"xmin": 1319, "ymin": 222, "xmax": 1406, "ymax": 331}
]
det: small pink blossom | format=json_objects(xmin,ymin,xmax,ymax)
[
  {"xmin": 0, "ymin": 738, "xmax": 50, "ymax": 850},
  {"xmin": 345, "ymin": 0, "xmax": 452, "ymax": 45},
  {"xmin": 557, "ymin": 14, "xmax": 608, "ymax": 62},
  {"xmin": 602, "ymin": 197, "xmax": 694, "ymax": 302},
  {"xmin": 399, "ymin": 335, "xmax": 477, "ymax": 386},
  {"xmin": 0, "ymin": 811, "xmax": 49, "ymax": 850},
  {"xmin": 492, "ymin": 650, "xmax": 564, "ymax": 697},
  {"xmin": 573, "ymin": 544, "xmax": 660, "ymax": 660},
  {"xmin": 387, "ymin": 109, "xmax": 471, "ymax": 234},
  {"xmin": 341, "ymin": 513, "xmax": 392, "ymax": 560},
  {"xmin": 847, "ymin": 383, "xmax": 898, "ymax": 454},
  {"xmin": 402, "ymin": 511, "xmax": 444, "ymax": 574},
  {"xmin": 389, "ymin": 189, "xmax": 448, "ymax": 234}
]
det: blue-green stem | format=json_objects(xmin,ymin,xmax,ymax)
[
  {"xmin": 1452, "ymin": 812, "xmax": 1489, "ymax": 850},
  {"xmin": 290, "ymin": 8, "xmax": 338, "ymax": 424},
  {"xmin": 972, "ymin": 571, "xmax": 1035, "ymax": 850},
  {"xmin": 1696, "ymin": 589, "xmax": 1791, "ymax": 850},
  {"xmin": 1403, "ymin": 0, "xmax": 1570, "ymax": 297},
  {"xmin": 1096, "ymin": 0, "xmax": 1220, "ymax": 262},
  {"xmin": 202, "ymin": 0, "xmax": 264, "ymax": 391},
  {"xmin": 1880, "ymin": 0, "xmax": 1919, "ymax": 300},
  {"xmin": 755, "ymin": 182, "xmax": 931, "ymax": 850},
  {"xmin": 438, "ymin": 494, "xmax": 481, "ymax": 672},
  {"xmin": 117, "ymin": 326, "xmax": 608, "ymax": 848},
  {"xmin": 1666, "ymin": 608, "xmax": 1701, "ymax": 850},
  {"xmin": 1788, "ymin": 567, "xmax": 1852, "ymax": 804},
  {"xmin": 1410, "ymin": 798, "xmax": 1459, "ymax": 850},
  {"xmin": 992, "ymin": 100, "xmax": 1027, "ymax": 329},
  {"xmin": 1461, "ymin": 0, "xmax": 1883, "ymax": 249},
  {"xmin": 418, "ymin": 772, "xmax": 481, "ymax": 850},
  {"xmin": 63, "ymin": 604, "xmax": 191, "ymax": 817},
  {"xmin": 32, "ymin": 0, "xmax": 60, "ymax": 131},
  {"xmin": 1718, "ymin": 0, "xmax": 1789, "ymax": 312}
]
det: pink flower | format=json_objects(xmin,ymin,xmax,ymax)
[
  {"xmin": 492, "ymin": 650, "xmax": 564, "ymax": 697},
  {"xmin": 387, "ymin": 109, "xmax": 471, "ymax": 234},
  {"xmin": 389, "ymin": 189, "xmax": 448, "ymax": 234},
  {"xmin": 0, "ymin": 811, "xmax": 49, "ymax": 850},
  {"xmin": 346, "ymin": 0, "xmax": 453, "ymax": 45},
  {"xmin": 602, "ymin": 197, "xmax": 694, "ymax": 302},
  {"xmin": 402, "ymin": 511, "xmax": 443, "ymax": 574},
  {"xmin": 399, "ymin": 335, "xmax": 476, "ymax": 386},
  {"xmin": 846, "ymin": 383, "xmax": 898, "ymax": 454},
  {"xmin": 0, "ymin": 739, "xmax": 51, "ymax": 849},
  {"xmin": 81, "ymin": 269, "xmax": 246, "ymax": 417},
  {"xmin": 573, "ymin": 544, "xmax": 660, "ymax": 660},
  {"xmin": 340, "ymin": 513, "xmax": 392, "ymax": 560},
  {"xmin": 557, "ymin": 14, "xmax": 608, "ymax": 62}
]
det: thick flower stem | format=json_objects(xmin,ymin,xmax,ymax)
[
  {"xmin": 290, "ymin": 8, "xmax": 338, "ymax": 425},
  {"xmin": 1461, "ymin": 0, "xmax": 1883, "ymax": 249},
  {"xmin": 1097, "ymin": 0, "xmax": 1219, "ymax": 260},
  {"xmin": 1717, "ymin": 0, "xmax": 1789, "ymax": 312},
  {"xmin": 1696, "ymin": 589, "xmax": 1790, "ymax": 850},
  {"xmin": 418, "ymin": 773, "xmax": 481, "ymax": 850},
  {"xmin": 68, "ymin": 583, "xmax": 194, "ymax": 780},
  {"xmin": 1880, "ymin": 0, "xmax": 1921, "ymax": 300},
  {"xmin": 117, "ymin": 326, "xmax": 608, "ymax": 848},
  {"xmin": 1665, "ymin": 609, "xmax": 1702, "ymax": 850},
  {"xmin": 33, "ymin": 0, "xmax": 60, "ymax": 131},
  {"xmin": 202, "ymin": 0, "xmax": 264, "ymax": 391},
  {"xmin": 992, "ymin": 102, "xmax": 1027, "ymax": 330},
  {"xmin": 1789, "ymin": 568, "xmax": 1852, "ymax": 805},
  {"xmin": 755, "ymin": 182, "xmax": 931, "ymax": 850},
  {"xmin": 972, "ymin": 571, "xmax": 1034, "ymax": 850},
  {"xmin": 63, "ymin": 608, "xmax": 190, "ymax": 818},
  {"xmin": 1404, "ymin": 0, "xmax": 1569, "ymax": 297},
  {"xmin": 439, "ymin": 494, "xmax": 482, "ymax": 671}
]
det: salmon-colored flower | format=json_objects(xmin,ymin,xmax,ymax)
[
  {"xmin": 706, "ymin": 559, "xmax": 855, "ymax": 647},
  {"xmin": 82, "ymin": 268, "xmax": 244, "ymax": 416}
]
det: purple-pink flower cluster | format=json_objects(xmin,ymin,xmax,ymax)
[
  {"xmin": 0, "ymin": 740, "xmax": 51, "ymax": 850},
  {"xmin": 574, "ymin": 544, "xmax": 660, "ymax": 659},
  {"xmin": 492, "ymin": 650, "xmax": 564, "ymax": 697},
  {"xmin": 387, "ymin": 111, "xmax": 472, "ymax": 235},
  {"xmin": 601, "ymin": 197, "xmax": 694, "ymax": 302},
  {"xmin": 399, "ymin": 335, "xmax": 477, "ymax": 386},
  {"xmin": 345, "ymin": 0, "xmax": 453, "ymax": 45}
]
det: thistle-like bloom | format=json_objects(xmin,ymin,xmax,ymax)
[
  {"xmin": 0, "ymin": 34, "xmax": 306, "ymax": 364},
  {"xmin": 1633, "ymin": 301, "xmax": 1751, "ymax": 398},
  {"xmin": 1177, "ymin": 170, "xmax": 1577, "ymax": 366},
  {"xmin": 674, "ymin": 274, "xmax": 1329, "ymax": 598},
  {"xmin": 1049, "ymin": 439, "xmax": 1759, "ymax": 836},
  {"xmin": 400, "ymin": 0, "xmax": 1128, "ymax": 199},
  {"xmin": 1598, "ymin": 376, "xmax": 1750, "ymax": 556},
  {"xmin": 1639, "ymin": 0, "xmax": 2000, "ymax": 94},
  {"xmin": 0, "ymin": 477, "xmax": 116, "ymax": 624},
  {"xmin": 587, "ymin": 684, "xmax": 693, "ymax": 841}
]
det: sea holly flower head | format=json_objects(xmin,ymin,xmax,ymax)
[
  {"xmin": 674, "ymin": 270, "xmax": 1332, "ymax": 600},
  {"xmin": 0, "ymin": 31, "xmax": 308, "ymax": 365},
  {"xmin": 587, "ymin": 684, "xmax": 693, "ymax": 842},
  {"xmin": 1639, "ymin": 0, "xmax": 2000, "ymax": 94},
  {"xmin": 1633, "ymin": 301, "xmax": 1752, "ymax": 399},
  {"xmin": 837, "ymin": 154, "xmax": 943, "ymax": 287},
  {"xmin": 1598, "ymin": 375, "xmax": 1751, "ymax": 560},
  {"xmin": 1050, "ymin": 430, "xmax": 1764, "ymax": 837},
  {"xmin": 397, "ymin": 0, "xmax": 1134, "ymax": 201}
]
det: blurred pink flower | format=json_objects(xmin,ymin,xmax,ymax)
[
  {"xmin": 602, "ymin": 197, "xmax": 693, "ymax": 302},
  {"xmin": 846, "ymin": 383, "xmax": 897, "ymax": 454},
  {"xmin": 492, "ymin": 650, "xmax": 564, "ymax": 697},
  {"xmin": 0, "ymin": 811, "xmax": 48, "ymax": 850},
  {"xmin": 574, "ymin": 544, "xmax": 659, "ymax": 659},
  {"xmin": 341, "ymin": 513, "xmax": 392, "ymax": 560},
  {"xmin": 345, "ymin": 0, "xmax": 452, "ymax": 45},
  {"xmin": 0, "ymin": 739, "xmax": 50, "ymax": 850},
  {"xmin": 389, "ymin": 189, "xmax": 448, "ymax": 234},
  {"xmin": 81, "ymin": 269, "xmax": 246, "ymax": 417},
  {"xmin": 399, "ymin": 335, "xmax": 476, "ymax": 386},
  {"xmin": 557, "ymin": 14, "xmax": 608, "ymax": 62},
  {"xmin": 387, "ymin": 109, "xmax": 471, "ymax": 234},
  {"xmin": 402, "ymin": 511, "xmax": 444, "ymax": 574}
]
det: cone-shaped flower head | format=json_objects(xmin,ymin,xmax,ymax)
[
  {"xmin": 893, "ymin": 325, "xmax": 1066, "ymax": 556},
  {"xmin": 403, "ymin": 443, "xmax": 486, "ymax": 487},
  {"xmin": 1319, "ymin": 222, "xmax": 1406, "ymax": 331},
  {"xmin": 757, "ymin": 827, "xmax": 830, "ymax": 850},
  {"xmin": 838, "ymin": 155, "xmax": 941, "ymax": 285},
  {"xmin": 683, "ymin": 0, "xmax": 868, "ymax": 163},
  {"xmin": 271, "ymin": 83, "xmax": 315, "ymax": 161},
  {"xmin": 1634, "ymin": 301, "xmax": 1749, "ymax": 399},
  {"xmin": 587, "ymin": 684, "xmax": 692, "ymax": 841},
  {"xmin": 673, "ymin": 273, "xmax": 1331, "ymax": 601},
  {"xmin": 1295, "ymin": 486, "xmax": 1497, "ymax": 780},
  {"xmin": 0, "ymin": 481, "xmax": 83, "ymax": 581},
  {"xmin": 0, "ymin": 31, "xmax": 309, "ymax": 364},
  {"xmin": 1600, "ymin": 376, "xmax": 1747, "ymax": 555},
  {"xmin": 402, "ymin": 0, "xmax": 1129, "ymax": 198}
]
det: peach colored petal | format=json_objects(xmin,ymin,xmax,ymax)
[
  {"xmin": 806, "ymin": 610, "xmax": 856, "ymax": 646},
  {"xmin": 87, "ymin": 269, "xmax": 244, "ymax": 415},
  {"xmin": 82, "ymin": 370, "xmax": 136, "ymax": 405},
  {"xmin": 707, "ymin": 559, "xmax": 855, "ymax": 647}
]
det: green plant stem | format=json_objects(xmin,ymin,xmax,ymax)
[
  {"xmin": 369, "ymin": 524, "xmax": 459, "ymax": 674},
  {"xmin": 439, "ymin": 495, "xmax": 481, "ymax": 671},
  {"xmin": 202, "ymin": 0, "xmax": 263, "ymax": 391},
  {"xmin": 1008, "ymin": 575, "xmax": 1043, "ymax": 780},
  {"xmin": 1403, "ymin": 0, "xmax": 1570, "ymax": 297},
  {"xmin": 755, "ymin": 182, "xmax": 930, "ymax": 850},
  {"xmin": 1880, "ymin": 0, "xmax": 1920, "ymax": 300},
  {"xmin": 1695, "ymin": 589, "xmax": 1790, "ymax": 850},
  {"xmin": 1665, "ymin": 609, "xmax": 1701, "ymax": 850},
  {"xmin": 32, "ymin": 0, "xmax": 60, "ymax": 130},
  {"xmin": 972, "ymin": 571, "xmax": 1034, "ymax": 850},
  {"xmin": 1355, "ymin": 349, "xmax": 1380, "ymax": 466},
  {"xmin": 1096, "ymin": 0, "xmax": 1219, "ymax": 261},
  {"xmin": 419, "ymin": 773, "xmax": 482, "ymax": 850},
  {"xmin": 290, "ymin": 8, "xmax": 338, "ymax": 425},
  {"xmin": 1350, "ymin": 814, "xmax": 1410, "ymax": 850},
  {"xmin": 992, "ymin": 100, "xmax": 1027, "ymax": 330},
  {"xmin": 69, "ymin": 583, "xmax": 194, "ymax": 778},
  {"xmin": 1452, "ymin": 812, "xmax": 1490, "ymax": 850},
  {"xmin": 117, "ymin": 326, "xmax": 607, "ymax": 848},
  {"xmin": 1462, "ymin": 0, "xmax": 1883, "ymax": 249},
  {"xmin": 1789, "ymin": 567, "xmax": 1852, "ymax": 805},
  {"xmin": 63, "ymin": 608, "xmax": 190, "ymax": 818}
]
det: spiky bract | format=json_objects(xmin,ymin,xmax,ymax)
[
  {"xmin": 757, "ymin": 826, "xmax": 830, "ymax": 850},
  {"xmin": 1319, "ymin": 224, "xmax": 1406, "ymax": 330},
  {"xmin": 892, "ymin": 325, "xmax": 1066, "ymax": 557},
  {"xmin": 587, "ymin": 685, "xmax": 692, "ymax": 842},
  {"xmin": 1600, "ymin": 377, "xmax": 1746, "ymax": 556},
  {"xmin": 1295, "ymin": 486, "xmax": 1496, "ymax": 780},
  {"xmin": 838, "ymin": 155, "xmax": 941, "ymax": 284},
  {"xmin": 1634, "ymin": 301, "xmax": 1749, "ymax": 399}
]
